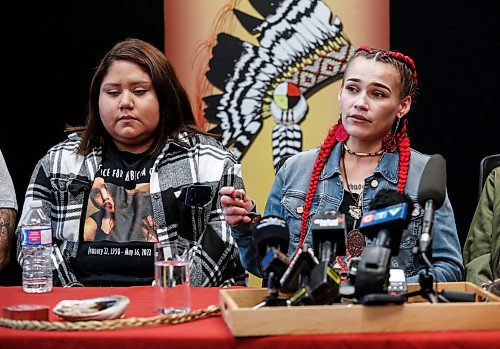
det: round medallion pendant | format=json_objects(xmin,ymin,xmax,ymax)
[{"xmin": 346, "ymin": 229, "xmax": 366, "ymax": 257}]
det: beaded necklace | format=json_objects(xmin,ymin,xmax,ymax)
[{"xmin": 343, "ymin": 142, "xmax": 384, "ymax": 157}]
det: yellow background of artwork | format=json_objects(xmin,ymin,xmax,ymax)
[{"xmin": 165, "ymin": 0, "xmax": 389, "ymax": 286}]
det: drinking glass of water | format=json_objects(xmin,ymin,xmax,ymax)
[{"xmin": 154, "ymin": 240, "xmax": 191, "ymax": 315}]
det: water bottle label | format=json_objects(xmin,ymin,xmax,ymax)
[{"xmin": 21, "ymin": 227, "xmax": 52, "ymax": 245}]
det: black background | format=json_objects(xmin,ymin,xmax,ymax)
[{"xmin": 2, "ymin": 1, "xmax": 498, "ymax": 282}]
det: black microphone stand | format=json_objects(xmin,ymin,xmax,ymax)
[
  {"xmin": 403, "ymin": 266, "xmax": 439, "ymax": 303},
  {"xmin": 253, "ymin": 272, "xmax": 289, "ymax": 309},
  {"xmin": 403, "ymin": 250, "xmax": 450, "ymax": 303},
  {"xmin": 403, "ymin": 201, "xmax": 443, "ymax": 304}
]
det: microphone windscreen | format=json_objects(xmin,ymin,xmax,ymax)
[
  {"xmin": 311, "ymin": 210, "xmax": 347, "ymax": 258},
  {"xmin": 252, "ymin": 215, "xmax": 290, "ymax": 258},
  {"xmin": 369, "ymin": 188, "xmax": 414, "ymax": 226},
  {"xmin": 417, "ymin": 154, "xmax": 447, "ymax": 208},
  {"xmin": 361, "ymin": 189, "xmax": 414, "ymax": 254}
]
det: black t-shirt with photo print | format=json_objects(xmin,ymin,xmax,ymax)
[{"xmin": 74, "ymin": 144, "xmax": 158, "ymax": 286}]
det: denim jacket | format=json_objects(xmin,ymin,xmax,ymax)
[{"xmin": 232, "ymin": 142, "xmax": 464, "ymax": 283}]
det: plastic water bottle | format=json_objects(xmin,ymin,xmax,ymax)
[{"xmin": 21, "ymin": 200, "xmax": 53, "ymax": 293}]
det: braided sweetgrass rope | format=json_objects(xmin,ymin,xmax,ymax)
[{"xmin": 0, "ymin": 304, "xmax": 220, "ymax": 331}]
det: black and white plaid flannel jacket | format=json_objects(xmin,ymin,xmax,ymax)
[{"xmin": 16, "ymin": 132, "xmax": 247, "ymax": 287}]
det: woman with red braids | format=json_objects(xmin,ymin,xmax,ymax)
[{"xmin": 220, "ymin": 47, "xmax": 464, "ymax": 283}]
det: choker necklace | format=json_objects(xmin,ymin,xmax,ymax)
[{"xmin": 343, "ymin": 143, "xmax": 384, "ymax": 157}]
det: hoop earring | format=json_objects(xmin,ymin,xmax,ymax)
[{"xmin": 382, "ymin": 117, "xmax": 401, "ymax": 152}]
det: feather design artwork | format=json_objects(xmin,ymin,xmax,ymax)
[{"xmin": 204, "ymin": 0, "xmax": 355, "ymax": 171}]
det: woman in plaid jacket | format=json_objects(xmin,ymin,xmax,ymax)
[{"xmin": 16, "ymin": 38, "xmax": 246, "ymax": 287}]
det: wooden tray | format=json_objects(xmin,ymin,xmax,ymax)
[{"xmin": 220, "ymin": 282, "xmax": 500, "ymax": 336}]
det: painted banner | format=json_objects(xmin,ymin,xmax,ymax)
[{"xmin": 165, "ymin": 0, "xmax": 389, "ymax": 212}]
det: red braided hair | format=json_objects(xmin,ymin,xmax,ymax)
[
  {"xmin": 296, "ymin": 120, "xmax": 411, "ymax": 254},
  {"xmin": 297, "ymin": 124, "xmax": 339, "ymax": 252},
  {"xmin": 396, "ymin": 119, "xmax": 411, "ymax": 193}
]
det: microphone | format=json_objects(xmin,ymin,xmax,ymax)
[
  {"xmin": 355, "ymin": 189, "xmax": 414, "ymax": 301},
  {"xmin": 417, "ymin": 154, "xmax": 447, "ymax": 254},
  {"xmin": 359, "ymin": 189, "xmax": 414, "ymax": 255},
  {"xmin": 252, "ymin": 216, "xmax": 291, "ymax": 308},
  {"xmin": 308, "ymin": 210, "xmax": 346, "ymax": 304},
  {"xmin": 311, "ymin": 210, "xmax": 347, "ymax": 259},
  {"xmin": 252, "ymin": 215, "xmax": 290, "ymax": 281},
  {"xmin": 280, "ymin": 244, "xmax": 318, "ymax": 296}
]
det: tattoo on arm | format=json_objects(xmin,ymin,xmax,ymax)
[{"xmin": 0, "ymin": 208, "xmax": 16, "ymax": 268}]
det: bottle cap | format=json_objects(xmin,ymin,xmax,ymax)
[{"xmin": 30, "ymin": 200, "xmax": 43, "ymax": 208}]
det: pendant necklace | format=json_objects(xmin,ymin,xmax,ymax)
[
  {"xmin": 341, "ymin": 150, "xmax": 366, "ymax": 257},
  {"xmin": 341, "ymin": 153, "xmax": 363, "ymax": 220}
]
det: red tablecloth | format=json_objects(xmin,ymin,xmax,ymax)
[{"xmin": 0, "ymin": 286, "xmax": 498, "ymax": 349}]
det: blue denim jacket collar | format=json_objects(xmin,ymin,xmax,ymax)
[{"xmin": 320, "ymin": 142, "xmax": 399, "ymax": 185}]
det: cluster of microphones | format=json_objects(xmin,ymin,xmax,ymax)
[{"xmin": 252, "ymin": 154, "xmax": 475, "ymax": 308}]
